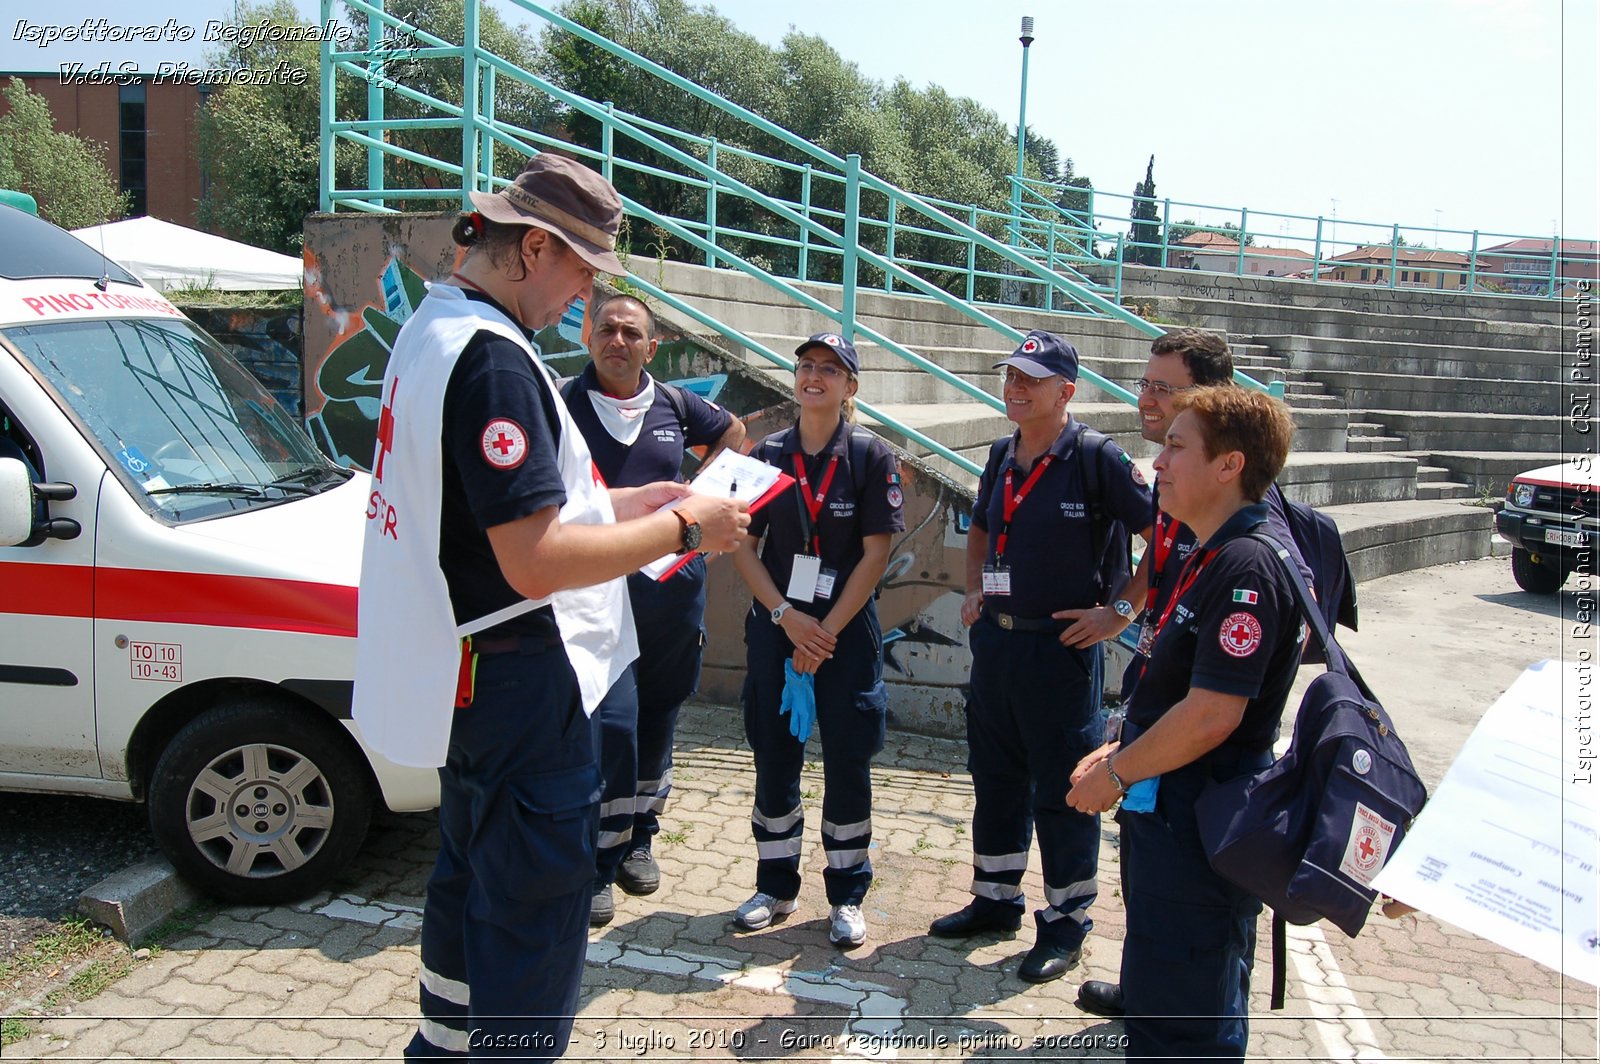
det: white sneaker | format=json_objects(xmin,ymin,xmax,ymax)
[
  {"xmin": 734, "ymin": 892, "xmax": 798, "ymax": 930},
  {"xmin": 829, "ymin": 903, "xmax": 867, "ymax": 946}
]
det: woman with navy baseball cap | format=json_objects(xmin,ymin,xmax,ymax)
[{"xmin": 730, "ymin": 331, "xmax": 905, "ymax": 948}]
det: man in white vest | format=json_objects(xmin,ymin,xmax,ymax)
[{"xmin": 353, "ymin": 154, "xmax": 748, "ymax": 1061}]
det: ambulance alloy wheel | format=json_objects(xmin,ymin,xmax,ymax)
[
  {"xmin": 1511, "ymin": 547, "xmax": 1565, "ymax": 595},
  {"xmin": 148, "ymin": 698, "xmax": 373, "ymax": 904}
]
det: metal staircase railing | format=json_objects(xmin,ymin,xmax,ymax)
[{"xmin": 319, "ymin": 0, "xmax": 1281, "ymax": 475}]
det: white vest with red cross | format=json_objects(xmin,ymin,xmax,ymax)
[{"xmin": 353, "ymin": 283, "xmax": 637, "ymax": 768}]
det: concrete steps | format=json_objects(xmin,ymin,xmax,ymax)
[{"xmin": 646, "ymin": 258, "xmax": 1521, "ymax": 592}]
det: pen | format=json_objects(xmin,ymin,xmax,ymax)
[{"xmin": 729, "ymin": 479, "xmax": 738, "ymax": 497}]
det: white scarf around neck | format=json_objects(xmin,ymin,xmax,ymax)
[{"xmin": 586, "ymin": 373, "xmax": 657, "ymax": 445}]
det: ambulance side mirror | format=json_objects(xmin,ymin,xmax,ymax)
[
  {"xmin": 0, "ymin": 456, "xmax": 33, "ymax": 545},
  {"xmin": 0, "ymin": 456, "xmax": 80, "ymax": 546}
]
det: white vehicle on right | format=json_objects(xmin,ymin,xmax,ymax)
[{"xmin": 1495, "ymin": 460, "xmax": 1599, "ymax": 594}]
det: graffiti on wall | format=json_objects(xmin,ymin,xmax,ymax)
[{"xmin": 303, "ymin": 212, "xmax": 978, "ymax": 735}]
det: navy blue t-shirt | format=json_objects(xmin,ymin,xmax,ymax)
[
  {"xmin": 749, "ymin": 419, "xmax": 906, "ymax": 620},
  {"xmin": 438, "ymin": 290, "xmax": 563, "ymax": 638},
  {"xmin": 563, "ymin": 362, "xmax": 732, "ymax": 489},
  {"xmin": 973, "ymin": 419, "xmax": 1153, "ymax": 619},
  {"xmin": 1127, "ymin": 504, "xmax": 1303, "ymax": 750}
]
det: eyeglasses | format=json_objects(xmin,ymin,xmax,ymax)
[
  {"xmin": 1002, "ymin": 369, "xmax": 1056, "ymax": 388},
  {"xmin": 1135, "ymin": 378, "xmax": 1199, "ymax": 397},
  {"xmin": 796, "ymin": 360, "xmax": 847, "ymax": 379}
]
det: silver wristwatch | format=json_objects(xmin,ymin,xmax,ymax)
[
  {"xmin": 771, "ymin": 601, "xmax": 792, "ymax": 624},
  {"xmin": 1111, "ymin": 598, "xmax": 1136, "ymax": 619}
]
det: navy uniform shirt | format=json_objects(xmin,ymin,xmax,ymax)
[
  {"xmin": 564, "ymin": 362, "xmax": 733, "ymax": 489},
  {"xmin": 1127, "ymin": 503, "xmax": 1303, "ymax": 750},
  {"xmin": 749, "ymin": 419, "xmax": 906, "ymax": 620},
  {"xmin": 438, "ymin": 289, "xmax": 562, "ymax": 639},
  {"xmin": 973, "ymin": 418, "xmax": 1153, "ymax": 619}
]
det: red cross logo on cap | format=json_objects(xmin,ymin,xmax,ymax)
[
  {"xmin": 1020, "ymin": 337, "xmax": 1040, "ymax": 354},
  {"xmin": 480, "ymin": 419, "xmax": 528, "ymax": 469},
  {"xmin": 374, "ymin": 377, "xmax": 399, "ymax": 482},
  {"xmin": 1219, "ymin": 611, "xmax": 1262, "ymax": 658}
]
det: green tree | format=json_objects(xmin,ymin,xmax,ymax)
[
  {"xmin": 0, "ymin": 78, "xmax": 128, "ymax": 228},
  {"xmin": 197, "ymin": 1, "xmax": 353, "ymax": 252},
  {"xmin": 1127, "ymin": 154, "xmax": 1162, "ymax": 266},
  {"xmin": 341, "ymin": 0, "xmax": 547, "ymax": 195}
]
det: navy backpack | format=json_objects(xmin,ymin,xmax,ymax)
[{"xmin": 1195, "ymin": 533, "xmax": 1427, "ymax": 1008}]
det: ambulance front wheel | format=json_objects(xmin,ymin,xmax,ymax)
[{"xmin": 148, "ymin": 698, "xmax": 374, "ymax": 904}]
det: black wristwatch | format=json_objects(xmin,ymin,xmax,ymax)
[{"xmin": 673, "ymin": 508, "xmax": 702, "ymax": 554}]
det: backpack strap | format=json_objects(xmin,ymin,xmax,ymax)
[
  {"xmin": 1077, "ymin": 426, "xmax": 1110, "ymax": 568},
  {"xmin": 846, "ymin": 426, "xmax": 877, "ymax": 497},
  {"xmin": 1271, "ymin": 913, "xmax": 1287, "ymax": 1010},
  {"xmin": 1248, "ymin": 531, "xmax": 1375, "ymax": 703},
  {"xmin": 657, "ymin": 379, "xmax": 692, "ymax": 435}
]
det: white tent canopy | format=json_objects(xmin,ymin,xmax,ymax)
[{"xmin": 70, "ymin": 216, "xmax": 303, "ymax": 293}]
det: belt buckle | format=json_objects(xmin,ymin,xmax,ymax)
[{"xmin": 997, "ymin": 612, "xmax": 1014, "ymax": 631}]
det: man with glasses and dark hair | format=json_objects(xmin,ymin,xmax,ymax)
[{"xmin": 1072, "ymin": 326, "xmax": 1313, "ymax": 1021}]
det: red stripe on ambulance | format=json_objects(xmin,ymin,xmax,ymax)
[{"xmin": 0, "ymin": 561, "xmax": 357, "ymax": 637}]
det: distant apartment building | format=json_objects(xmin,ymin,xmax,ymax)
[
  {"xmin": 1171, "ymin": 231, "xmax": 1313, "ymax": 277},
  {"xmin": 1318, "ymin": 245, "xmax": 1472, "ymax": 290},
  {"xmin": 0, "ymin": 72, "xmax": 205, "ymax": 226},
  {"xmin": 1475, "ymin": 238, "xmax": 1599, "ymax": 295}
]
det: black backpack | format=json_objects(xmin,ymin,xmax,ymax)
[
  {"xmin": 1267, "ymin": 483, "xmax": 1358, "ymax": 634},
  {"xmin": 1196, "ymin": 532, "xmax": 1426, "ymax": 1008},
  {"xmin": 983, "ymin": 424, "xmax": 1132, "ymax": 606}
]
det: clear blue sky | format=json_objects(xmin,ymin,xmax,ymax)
[{"xmin": 3, "ymin": 0, "xmax": 1594, "ymax": 247}]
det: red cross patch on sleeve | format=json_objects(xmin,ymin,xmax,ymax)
[
  {"xmin": 480, "ymin": 419, "xmax": 528, "ymax": 469},
  {"xmin": 1219, "ymin": 611, "xmax": 1263, "ymax": 658}
]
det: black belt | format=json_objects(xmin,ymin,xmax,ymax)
[
  {"xmin": 470, "ymin": 633, "xmax": 560, "ymax": 656},
  {"xmin": 983, "ymin": 607, "xmax": 1065, "ymax": 632}
]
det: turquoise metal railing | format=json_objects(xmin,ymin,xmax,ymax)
[
  {"xmin": 319, "ymin": 0, "xmax": 1290, "ymax": 472},
  {"xmin": 1014, "ymin": 177, "xmax": 1592, "ymax": 301}
]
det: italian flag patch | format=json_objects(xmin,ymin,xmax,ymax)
[{"xmin": 1232, "ymin": 589, "xmax": 1259, "ymax": 604}]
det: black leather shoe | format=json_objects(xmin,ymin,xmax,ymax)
[
  {"xmin": 1017, "ymin": 940, "xmax": 1082, "ymax": 983},
  {"xmin": 590, "ymin": 882, "xmax": 614, "ymax": 928},
  {"xmin": 928, "ymin": 901, "xmax": 1023, "ymax": 939},
  {"xmin": 616, "ymin": 847, "xmax": 660, "ymax": 896},
  {"xmin": 1076, "ymin": 979, "xmax": 1125, "ymax": 1017}
]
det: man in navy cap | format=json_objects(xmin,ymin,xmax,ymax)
[{"xmin": 929, "ymin": 329, "xmax": 1152, "ymax": 984}]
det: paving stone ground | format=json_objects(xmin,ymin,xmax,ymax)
[{"xmin": 5, "ymin": 558, "xmax": 1597, "ymax": 1061}]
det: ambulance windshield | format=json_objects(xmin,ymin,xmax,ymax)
[{"xmin": 2, "ymin": 315, "xmax": 348, "ymax": 522}]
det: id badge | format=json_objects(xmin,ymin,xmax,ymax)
[
  {"xmin": 815, "ymin": 568, "xmax": 838, "ymax": 601},
  {"xmin": 787, "ymin": 555, "xmax": 822, "ymax": 602},
  {"xmin": 981, "ymin": 565, "xmax": 1012, "ymax": 596},
  {"xmin": 1136, "ymin": 622, "xmax": 1156, "ymax": 658}
]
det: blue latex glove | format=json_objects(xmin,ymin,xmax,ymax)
[{"xmin": 780, "ymin": 660, "xmax": 817, "ymax": 743}]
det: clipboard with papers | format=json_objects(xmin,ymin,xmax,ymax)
[{"xmin": 639, "ymin": 448, "xmax": 793, "ymax": 581}]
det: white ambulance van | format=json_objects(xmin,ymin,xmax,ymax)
[{"xmin": 0, "ymin": 204, "xmax": 436, "ymax": 903}]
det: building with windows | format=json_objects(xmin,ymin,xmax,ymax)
[
  {"xmin": 1318, "ymin": 245, "xmax": 1472, "ymax": 290},
  {"xmin": 1476, "ymin": 239, "xmax": 1599, "ymax": 295},
  {"xmin": 0, "ymin": 73, "xmax": 206, "ymax": 226}
]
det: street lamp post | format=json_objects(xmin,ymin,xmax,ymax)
[{"xmin": 1010, "ymin": 16, "xmax": 1035, "ymax": 251}]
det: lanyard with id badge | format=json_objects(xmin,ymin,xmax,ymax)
[
  {"xmin": 984, "ymin": 450, "xmax": 1055, "ymax": 596},
  {"xmin": 788, "ymin": 453, "xmax": 840, "ymax": 602},
  {"xmin": 1136, "ymin": 511, "xmax": 1182, "ymax": 658},
  {"xmin": 1121, "ymin": 545, "xmax": 1218, "ymax": 814}
]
